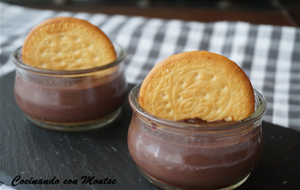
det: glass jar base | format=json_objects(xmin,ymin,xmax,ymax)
[
  {"xmin": 137, "ymin": 166, "xmax": 250, "ymax": 190},
  {"xmin": 25, "ymin": 108, "xmax": 121, "ymax": 132}
]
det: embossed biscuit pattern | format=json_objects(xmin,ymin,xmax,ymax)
[
  {"xmin": 22, "ymin": 17, "xmax": 116, "ymax": 70},
  {"xmin": 139, "ymin": 51, "xmax": 255, "ymax": 122}
]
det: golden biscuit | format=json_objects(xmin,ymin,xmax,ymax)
[
  {"xmin": 22, "ymin": 17, "xmax": 116, "ymax": 70},
  {"xmin": 139, "ymin": 51, "xmax": 255, "ymax": 122}
]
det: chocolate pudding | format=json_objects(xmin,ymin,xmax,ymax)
[
  {"xmin": 128, "ymin": 114, "xmax": 262, "ymax": 189},
  {"xmin": 14, "ymin": 71, "xmax": 127, "ymax": 123},
  {"xmin": 177, "ymin": 118, "xmax": 231, "ymax": 124}
]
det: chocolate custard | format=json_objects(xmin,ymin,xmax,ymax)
[
  {"xmin": 177, "ymin": 118, "xmax": 231, "ymax": 124},
  {"xmin": 128, "ymin": 114, "xmax": 262, "ymax": 189},
  {"xmin": 14, "ymin": 72, "xmax": 127, "ymax": 123}
]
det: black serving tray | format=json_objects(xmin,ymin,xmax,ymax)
[{"xmin": 1, "ymin": 72, "xmax": 300, "ymax": 190}]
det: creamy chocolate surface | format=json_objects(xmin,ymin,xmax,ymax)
[
  {"xmin": 177, "ymin": 118, "xmax": 231, "ymax": 124},
  {"xmin": 14, "ymin": 72, "xmax": 127, "ymax": 123},
  {"xmin": 128, "ymin": 116, "xmax": 262, "ymax": 189}
]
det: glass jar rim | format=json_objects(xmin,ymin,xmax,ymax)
[
  {"xmin": 129, "ymin": 83, "xmax": 267, "ymax": 132},
  {"xmin": 12, "ymin": 42, "xmax": 126, "ymax": 75}
]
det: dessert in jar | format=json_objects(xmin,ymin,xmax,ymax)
[
  {"xmin": 127, "ymin": 51, "xmax": 266, "ymax": 189},
  {"xmin": 13, "ymin": 17, "xmax": 127, "ymax": 131}
]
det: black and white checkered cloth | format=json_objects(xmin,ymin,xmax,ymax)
[{"xmin": 1, "ymin": 2, "xmax": 299, "ymax": 131}]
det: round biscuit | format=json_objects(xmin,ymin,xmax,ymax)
[
  {"xmin": 139, "ymin": 51, "xmax": 255, "ymax": 122},
  {"xmin": 22, "ymin": 17, "xmax": 116, "ymax": 70}
]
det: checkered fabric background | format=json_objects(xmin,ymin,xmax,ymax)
[{"xmin": 1, "ymin": 2, "xmax": 299, "ymax": 131}]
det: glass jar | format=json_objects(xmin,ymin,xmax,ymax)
[
  {"xmin": 13, "ymin": 42, "xmax": 127, "ymax": 131},
  {"xmin": 128, "ymin": 83, "xmax": 266, "ymax": 190}
]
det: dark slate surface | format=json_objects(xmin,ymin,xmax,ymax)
[{"xmin": 0, "ymin": 71, "xmax": 300, "ymax": 190}]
